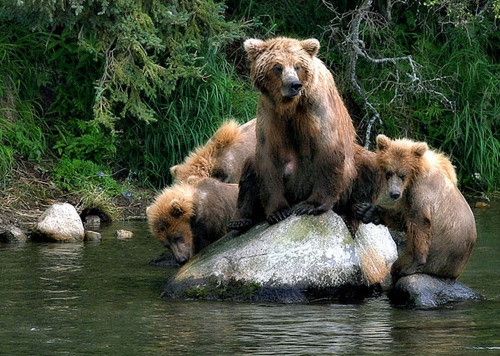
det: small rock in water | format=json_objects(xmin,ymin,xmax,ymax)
[
  {"xmin": 388, "ymin": 273, "xmax": 481, "ymax": 309},
  {"xmin": 0, "ymin": 225, "xmax": 28, "ymax": 243},
  {"xmin": 115, "ymin": 229, "xmax": 133, "ymax": 239},
  {"xmin": 84, "ymin": 230, "xmax": 102, "ymax": 242},
  {"xmin": 83, "ymin": 215, "xmax": 101, "ymax": 227}
]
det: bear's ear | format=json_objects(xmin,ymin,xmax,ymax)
[
  {"xmin": 170, "ymin": 199, "xmax": 185, "ymax": 218},
  {"xmin": 170, "ymin": 165, "xmax": 179, "ymax": 177},
  {"xmin": 244, "ymin": 39, "xmax": 265, "ymax": 61},
  {"xmin": 412, "ymin": 142, "xmax": 428, "ymax": 158},
  {"xmin": 376, "ymin": 134, "xmax": 391, "ymax": 152},
  {"xmin": 301, "ymin": 39, "xmax": 320, "ymax": 57}
]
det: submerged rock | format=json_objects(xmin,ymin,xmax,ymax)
[
  {"xmin": 388, "ymin": 274, "xmax": 481, "ymax": 309},
  {"xmin": 115, "ymin": 229, "xmax": 133, "ymax": 239},
  {"xmin": 163, "ymin": 211, "xmax": 397, "ymax": 303},
  {"xmin": 31, "ymin": 203, "xmax": 84, "ymax": 242},
  {"xmin": 84, "ymin": 230, "xmax": 102, "ymax": 242},
  {"xmin": 0, "ymin": 225, "xmax": 28, "ymax": 243}
]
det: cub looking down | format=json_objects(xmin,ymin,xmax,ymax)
[
  {"xmin": 355, "ymin": 134, "xmax": 477, "ymax": 279},
  {"xmin": 147, "ymin": 178, "xmax": 238, "ymax": 265}
]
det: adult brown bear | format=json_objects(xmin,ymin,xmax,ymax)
[
  {"xmin": 228, "ymin": 37, "xmax": 358, "ymax": 230},
  {"xmin": 355, "ymin": 135, "xmax": 477, "ymax": 279}
]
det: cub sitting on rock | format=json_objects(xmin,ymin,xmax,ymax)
[
  {"xmin": 355, "ymin": 134, "xmax": 477, "ymax": 279},
  {"xmin": 147, "ymin": 177, "xmax": 238, "ymax": 265}
]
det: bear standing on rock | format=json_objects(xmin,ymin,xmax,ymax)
[
  {"xmin": 355, "ymin": 135, "xmax": 477, "ymax": 280},
  {"xmin": 229, "ymin": 37, "xmax": 358, "ymax": 230}
]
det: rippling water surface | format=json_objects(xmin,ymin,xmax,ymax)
[{"xmin": 1, "ymin": 203, "xmax": 499, "ymax": 355}]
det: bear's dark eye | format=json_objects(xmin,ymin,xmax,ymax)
[
  {"xmin": 385, "ymin": 171, "xmax": 393, "ymax": 179},
  {"xmin": 273, "ymin": 64, "xmax": 283, "ymax": 75},
  {"xmin": 295, "ymin": 63, "xmax": 301, "ymax": 72},
  {"xmin": 398, "ymin": 173, "xmax": 406, "ymax": 180},
  {"xmin": 171, "ymin": 234, "xmax": 183, "ymax": 244}
]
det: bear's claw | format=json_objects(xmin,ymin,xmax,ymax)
[
  {"xmin": 354, "ymin": 203, "xmax": 380, "ymax": 224},
  {"xmin": 267, "ymin": 208, "xmax": 292, "ymax": 225},
  {"xmin": 228, "ymin": 219, "xmax": 254, "ymax": 231}
]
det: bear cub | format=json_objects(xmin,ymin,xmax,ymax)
[
  {"xmin": 355, "ymin": 134, "xmax": 477, "ymax": 280},
  {"xmin": 147, "ymin": 177, "xmax": 238, "ymax": 265}
]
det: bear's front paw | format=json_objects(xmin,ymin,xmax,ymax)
[
  {"xmin": 354, "ymin": 203, "xmax": 381, "ymax": 224},
  {"xmin": 228, "ymin": 219, "xmax": 254, "ymax": 231},
  {"xmin": 294, "ymin": 201, "xmax": 331, "ymax": 216},
  {"xmin": 266, "ymin": 208, "xmax": 292, "ymax": 225}
]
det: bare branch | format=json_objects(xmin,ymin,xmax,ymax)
[{"xmin": 322, "ymin": 0, "xmax": 455, "ymax": 148}]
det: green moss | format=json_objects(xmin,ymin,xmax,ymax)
[{"xmin": 185, "ymin": 287, "xmax": 208, "ymax": 299}]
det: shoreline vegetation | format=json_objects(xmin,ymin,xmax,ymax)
[{"xmin": 1, "ymin": 1, "xmax": 500, "ymax": 234}]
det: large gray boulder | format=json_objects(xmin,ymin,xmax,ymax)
[
  {"xmin": 31, "ymin": 203, "xmax": 84, "ymax": 242},
  {"xmin": 389, "ymin": 273, "xmax": 481, "ymax": 309},
  {"xmin": 163, "ymin": 211, "xmax": 398, "ymax": 303}
]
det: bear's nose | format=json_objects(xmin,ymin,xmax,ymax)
[
  {"xmin": 290, "ymin": 80, "xmax": 302, "ymax": 93},
  {"xmin": 390, "ymin": 192, "xmax": 401, "ymax": 200},
  {"xmin": 177, "ymin": 257, "xmax": 188, "ymax": 265}
]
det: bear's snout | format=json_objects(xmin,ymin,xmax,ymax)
[
  {"xmin": 390, "ymin": 191, "xmax": 401, "ymax": 200},
  {"xmin": 177, "ymin": 256, "xmax": 188, "ymax": 265},
  {"xmin": 281, "ymin": 80, "xmax": 302, "ymax": 98}
]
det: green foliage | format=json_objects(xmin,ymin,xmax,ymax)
[
  {"xmin": 52, "ymin": 158, "xmax": 121, "ymax": 195},
  {"xmin": 318, "ymin": 0, "xmax": 500, "ymax": 191}
]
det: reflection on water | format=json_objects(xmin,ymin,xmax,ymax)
[{"xmin": 0, "ymin": 207, "xmax": 499, "ymax": 355}]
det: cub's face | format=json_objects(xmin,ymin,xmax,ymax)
[
  {"xmin": 152, "ymin": 217, "xmax": 194, "ymax": 265},
  {"xmin": 147, "ymin": 192, "xmax": 195, "ymax": 265},
  {"xmin": 244, "ymin": 38, "xmax": 320, "ymax": 103},
  {"xmin": 375, "ymin": 134, "xmax": 428, "ymax": 201}
]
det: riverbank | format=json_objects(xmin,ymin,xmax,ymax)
[{"xmin": 0, "ymin": 157, "xmax": 155, "ymax": 233}]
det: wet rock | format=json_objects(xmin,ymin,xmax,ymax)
[
  {"xmin": 163, "ymin": 211, "xmax": 397, "ymax": 303},
  {"xmin": 83, "ymin": 215, "xmax": 101, "ymax": 227},
  {"xmin": 388, "ymin": 274, "xmax": 481, "ymax": 309},
  {"xmin": 115, "ymin": 229, "xmax": 133, "ymax": 239},
  {"xmin": 31, "ymin": 203, "xmax": 84, "ymax": 242},
  {"xmin": 84, "ymin": 230, "xmax": 102, "ymax": 241},
  {"xmin": 0, "ymin": 225, "xmax": 28, "ymax": 243}
]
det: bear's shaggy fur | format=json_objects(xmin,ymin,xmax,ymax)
[
  {"xmin": 355, "ymin": 134, "xmax": 477, "ymax": 279},
  {"xmin": 170, "ymin": 119, "xmax": 257, "ymax": 184},
  {"xmin": 147, "ymin": 177, "xmax": 238, "ymax": 265},
  {"xmin": 229, "ymin": 37, "xmax": 358, "ymax": 230}
]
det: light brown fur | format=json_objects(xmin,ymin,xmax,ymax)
[
  {"xmin": 147, "ymin": 178, "xmax": 238, "ymax": 265},
  {"xmin": 170, "ymin": 119, "xmax": 257, "ymax": 184},
  {"xmin": 356, "ymin": 134, "xmax": 476, "ymax": 279},
  {"xmin": 230, "ymin": 37, "xmax": 357, "ymax": 229}
]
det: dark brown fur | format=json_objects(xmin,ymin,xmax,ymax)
[
  {"xmin": 355, "ymin": 135, "xmax": 477, "ymax": 280},
  {"xmin": 229, "ymin": 37, "xmax": 358, "ymax": 230},
  {"xmin": 147, "ymin": 178, "xmax": 238, "ymax": 265}
]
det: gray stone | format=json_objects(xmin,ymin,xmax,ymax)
[
  {"xmin": 115, "ymin": 229, "xmax": 133, "ymax": 239},
  {"xmin": 389, "ymin": 273, "xmax": 481, "ymax": 309},
  {"xmin": 163, "ymin": 211, "xmax": 397, "ymax": 303},
  {"xmin": 0, "ymin": 225, "xmax": 28, "ymax": 243},
  {"xmin": 84, "ymin": 230, "xmax": 102, "ymax": 241},
  {"xmin": 31, "ymin": 203, "xmax": 84, "ymax": 242}
]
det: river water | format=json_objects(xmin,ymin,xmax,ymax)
[{"xmin": 1, "ymin": 202, "xmax": 499, "ymax": 356}]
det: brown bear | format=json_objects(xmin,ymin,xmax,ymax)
[
  {"xmin": 147, "ymin": 177, "xmax": 238, "ymax": 265},
  {"xmin": 355, "ymin": 134, "xmax": 477, "ymax": 279},
  {"xmin": 170, "ymin": 119, "xmax": 257, "ymax": 184},
  {"xmin": 228, "ymin": 37, "xmax": 358, "ymax": 230}
]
